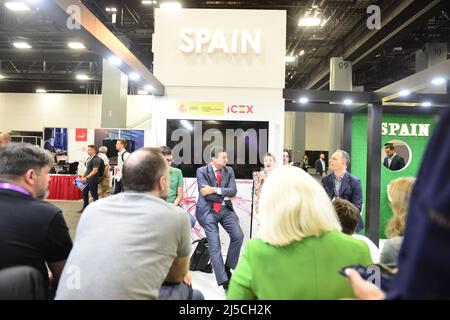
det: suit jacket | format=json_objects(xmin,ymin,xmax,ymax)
[
  {"xmin": 315, "ymin": 159, "xmax": 327, "ymax": 175},
  {"xmin": 322, "ymin": 172, "xmax": 363, "ymax": 213},
  {"xmin": 195, "ymin": 164, "xmax": 237, "ymax": 225},
  {"xmin": 383, "ymin": 155, "xmax": 406, "ymax": 171}
]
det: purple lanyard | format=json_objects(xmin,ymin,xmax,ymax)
[{"xmin": 0, "ymin": 182, "xmax": 31, "ymax": 196}]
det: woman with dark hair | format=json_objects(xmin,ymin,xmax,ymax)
[{"xmin": 282, "ymin": 149, "xmax": 293, "ymax": 166}]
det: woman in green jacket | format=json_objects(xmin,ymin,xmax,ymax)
[{"xmin": 227, "ymin": 166, "xmax": 372, "ymax": 300}]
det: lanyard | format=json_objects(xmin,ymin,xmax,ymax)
[{"xmin": 0, "ymin": 182, "xmax": 31, "ymax": 196}]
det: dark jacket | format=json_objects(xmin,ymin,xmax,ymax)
[
  {"xmin": 315, "ymin": 159, "xmax": 327, "ymax": 175},
  {"xmin": 195, "ymin": 164, "xmax": 237, "ymax": 225},
  {"xmin": 322, "ymin": 171, "xmax": 364, "ymax": 231},
  {"xmin": 387, "ymin": 108, "xmax": 450, "ymax": 299},
  {"xmin": 383, "ymin": 154, "xmax": 406, "ymax": 171}
]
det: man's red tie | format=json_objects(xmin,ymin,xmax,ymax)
[{"xmin": 213, "ymin": 169, "xmax": 221, "ymax": 213}]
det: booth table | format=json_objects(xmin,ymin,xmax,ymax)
[{"xmin": 48, "ymin": 174, "xmax": 83, "ymax": 200}]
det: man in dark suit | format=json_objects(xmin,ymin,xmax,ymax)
[
  {"xmin": 322, "ymin": 150, "xmax": 364, "ymax": 231},
  {"xmin": 195, "ymin": 147, "xmax": 244, "ymax": 290},
  {"xmin": 315, "ymin": 153, "xmax": 327, "ymax": 176},
  {"xmin": 383, "ymin": 143, "xmax": 406, "ymax": 171}
]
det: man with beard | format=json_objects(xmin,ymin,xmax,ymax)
[{"xmin": 0, "ymin": 143, "xmax": 73, "ymax": 298}]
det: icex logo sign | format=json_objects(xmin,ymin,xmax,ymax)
[{"xmin": 227, "ymin": 105, "xmax": 254, "ymax": 114}]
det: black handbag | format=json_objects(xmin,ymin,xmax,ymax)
[{"xmin": 189, "ymin": 238, "xmax": 213, "ymax": 273}]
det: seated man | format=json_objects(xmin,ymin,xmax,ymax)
[
  {"xmin": 196, "ymin": 147, "xmax": 244, "ymax": 291},
  {"xmin": 323, "ymin": 150, "xmax": 364, "ymax": 232},
  {"xmin": 0, "ymin": 143, "xmax": 73, "ymax": 298},
  {"xmin": 333, "ymin": 198, "xmax": 380, "ymax": 263},
  {"xmin": 56, "ymin": 148, "xmax": 203, "ymax": 300},
  {"xmin": 160, "ymin": 146, "xmax": 196, "ymax": 228}
]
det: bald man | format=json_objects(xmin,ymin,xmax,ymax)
[
  {"xmin": 56, "ymin": 148, "xmax": 203, "ymax": 300},
  {"xmin": 0, "ymin": 132, "xmax": 11, "ymax": 146}
]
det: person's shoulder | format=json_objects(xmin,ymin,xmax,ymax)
[
  {"xmin": 353, "ymin": 234, "xmax": 377, "ymax": 247},
  {"xmin": 322, "ymin": 173, "xmax": 333, "ymax": 182},
  {"xmin": 348, "ymin": 172, "xmax": 361, "ymax": 183},
  {"xmin": 224, "ymin": 165, "xmax": 234, "ymax": 173},
  {"xmin": 25, "ymin": 198, "xmax": 62, "ymax": 219},
  {"xmin": 326, "ymin": 231, "xmax": 368, "ymax": 249},
  {"xmin": 244, "ymin": 238, "xmax": 271, "ymax": 253},
  {"xmin": 197, "ymin": 164, "xmax": 208, "ymax": 173},
  {"xmin": 385, "ymin": 236, "xmax": 403, "ymax": 248},
  {"xmin": 171, "ymin": 167, "xmax": 182, "ymax": 175}
]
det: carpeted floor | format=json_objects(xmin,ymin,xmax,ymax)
[{"xmin": 49, "ymin": 200, "xmax": 226, "ymax": 300}]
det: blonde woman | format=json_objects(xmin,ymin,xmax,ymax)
[
  {"xmin": 227, "ymin": 166, "xmax": 372, "ymax": 300},
  {"xmin": 252, "ymin": 153, "xmax": 276, "ymax": 220},
  {"xmin": 380, "ymin": 177, "xmax": 415, "ymax": 265}
]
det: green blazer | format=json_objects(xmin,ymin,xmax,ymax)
[{"xmin": 227, "ymin": 231, "xmax": 373, "ymax": 300}]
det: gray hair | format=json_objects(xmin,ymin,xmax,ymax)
[
  {"xmin": 337, "ymin": 149, "xmax": 350, "ymax": 167},
  {"xmin": 99, "ymin": 146, "xmax": 108, "ymax": 154},
  {"xmin": 0, "ymin": 143, "xmax": 54, "ymax": 181}
]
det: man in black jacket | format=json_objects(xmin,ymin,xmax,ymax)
[
  {"xmin": 383, "ymin": 143, "xmax": 406, "ymax": 171},
  {"xmin": 0, "ymin": 143, "xmax": 73, "ymax": 298},
  {"xmin": 315, "ymin": 153, "xmax": 327, "ymax": 176}
]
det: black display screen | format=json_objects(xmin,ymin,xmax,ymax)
[{"xmin": 166, "ymin": 119, "xmax": 269, "ymax": 179}]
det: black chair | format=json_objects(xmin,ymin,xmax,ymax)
[
  {"xmin": 68, "ymin": 162, "xmax": 79, "ymax": 175},
  {"xmin": 0, "ymin": 266, "xmax": 46, "ymax": 300}
]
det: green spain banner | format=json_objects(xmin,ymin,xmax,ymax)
[{"xmin": 351, "ymin": 112, "xmax": 438, "ymax": 238}]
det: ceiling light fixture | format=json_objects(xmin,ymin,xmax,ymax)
[
  {"xmin": 13, "ymin": 41, "xmax": 32, "ymax": 49},
  {"xmin": 76, "ymin": 74, "xmax": 90, "ymax": 81},
  {"xmin": 144, "ymin": 84, "xmax": 154, "ymax": 91},
  {"xmin": 68, "ymin": 42, "xmax": 85, "ymax": 49},
  {"xmin": 129, "ymin": 72, "xmax": 140, "ymax": 81},
  {"xmin": 0, "ymin": 74, "xmax": 5, "ymax": 79},
  {"xmin": 422, "ymin": 102, "xmax": 432, "ymax": 107},
  {"xmin": 5, "ymin": 2, "xmax": 30, "ymax": 11},
  {"xmin": 398, "ymin": 90, "xmax": 410, "ymax": 97},
  {"xmin": 299, "ymin": 50, "xmax": 305, "ymax": 56},
  {"xmin": 298, "ymin": 17, "xmax": 321, "ymax": 27},
  {"xmin": 36, "ymin": 89, "xmax": 47, "ymax": 93},
  {"xmin": 343, "ymin": 99, "xmax": 353, "ymax": 105},
  {"xmin": 298, "ymin": 6, "xmax": 326, "ymax": 27},
  {"xmin": 431, "ymin": 77, "xmax": 446, "ymax": 85},
  {"xmin": 285, "ymin": 56, "xmax": 296, "ymax": 63},
  {"xmin": 299, "ymin": 97, "xmax": 309, "ymax": 104}
]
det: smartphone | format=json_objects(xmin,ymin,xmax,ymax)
[
  {"xmin": 339, "ymin": 264, "xmax": 367, "ymax": 278},
  {"xmin": 339, "ymin": 264, "xmax": 396, "ymax": 292}
]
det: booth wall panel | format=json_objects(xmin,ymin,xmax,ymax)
[{"xmin": 351, "ymin": 113, "xmax": 437, "ymax": 238}]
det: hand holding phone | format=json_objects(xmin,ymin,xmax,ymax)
[{"xmin": 339, "ymin": 264, "xmax": 395, "ymax": 292}]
